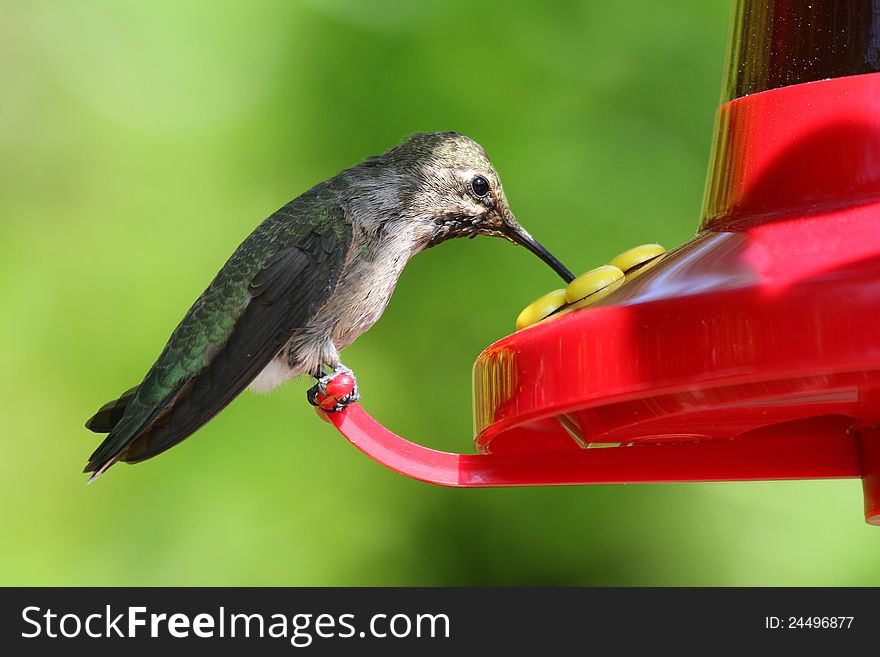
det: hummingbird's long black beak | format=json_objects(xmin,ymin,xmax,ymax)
[{"xmin": 503, "ymin": 223, "xmax": 575, "ymax": 283}]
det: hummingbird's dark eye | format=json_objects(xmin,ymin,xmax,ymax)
[{"xmin": 470, "ymin": 175, "xmax": 490, "ymax": 198}]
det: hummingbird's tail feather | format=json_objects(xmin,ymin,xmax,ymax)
[
  {"xmin": 83, "ymin": 379, "xmax": 191, "ymax": 478},
  {"xmin": 86, "ymin": 457, "xmax": 118, "ymax": 484},
  {"xmin": 85, "ymin": 385, "xmax": 140, "ymax": 433}
]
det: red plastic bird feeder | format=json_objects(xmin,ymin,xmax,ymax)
[{"xmin": 329, "ymin": 1, "xmax": 880, "ymax": 525}]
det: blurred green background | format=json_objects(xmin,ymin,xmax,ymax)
[{"xmin": 2, "ymin": 0, "xmax": 878, "ymax": 586}]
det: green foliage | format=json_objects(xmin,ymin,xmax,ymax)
[{"xmin": 1, "ymin": 0, "xmax": 877, "ymax": 585}]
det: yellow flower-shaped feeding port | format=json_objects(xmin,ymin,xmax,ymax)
[
  {"xmin": 514, "ymin": 245, "xmax": 667, "ymax": 330},
  {"xmin": 515, "ymin": 289, "xmax": 568, "ymax": 330},
  {"xmin": 609, "ymin": 243, "xmax": 666, "ymax": 277},
  {"xmin": 564, "ymin": 265, "xmax": 625, "ymax": 308}
]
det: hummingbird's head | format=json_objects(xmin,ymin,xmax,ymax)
[{"xmin": 381, "ymin": 132, "xmax": 574, "ymax": 282}]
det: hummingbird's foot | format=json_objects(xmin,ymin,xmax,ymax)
[{"xmin": 307, "ymin": 365, "xmax": 359, "ymax": 413}]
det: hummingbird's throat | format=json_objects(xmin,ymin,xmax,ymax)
[{"xmin": 424, "ymin": 214, "xmax": 482, "ymax": 248}]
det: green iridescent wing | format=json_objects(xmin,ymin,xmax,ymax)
[{"xmin": 85, "ymin": 203, "xmax": 351, "ymax": 476}]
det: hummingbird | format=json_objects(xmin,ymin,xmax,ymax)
[{"xmin": 84, "ymin": 131, "xmax": 574, "ymax": 480}]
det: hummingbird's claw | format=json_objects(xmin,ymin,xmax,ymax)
[{"xmin": 307, "ymin": 365, "xmax": 359, "ymax": 413}]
